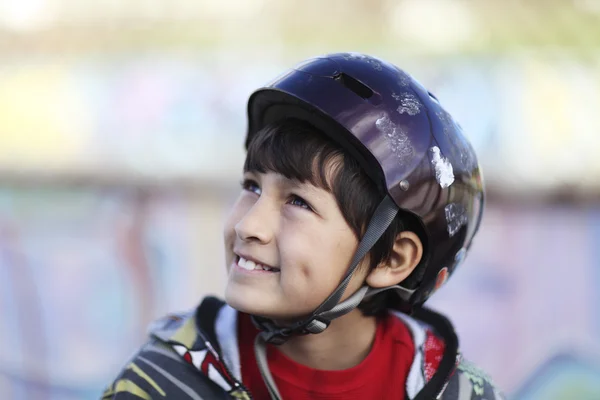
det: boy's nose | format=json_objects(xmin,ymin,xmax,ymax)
[{"xmin": 234, "ymin": 203, "xmax": 274, "ymax": 244}]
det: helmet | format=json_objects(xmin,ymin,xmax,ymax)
[{"xmin": 245, "ymin": 53, "xmax": 484, "ymax": 342}]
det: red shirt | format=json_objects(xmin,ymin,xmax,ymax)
[{"xmin": 238, "ymin": 313, "xmax": 415, "ymax": 399}]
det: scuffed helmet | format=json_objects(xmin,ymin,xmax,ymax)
[{"xmin": 246, "ymin": 53, "xmax": 484, "ymax": 306}]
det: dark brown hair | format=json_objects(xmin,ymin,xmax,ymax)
[{"xmin": 245, "ymin": 119, "xmax": 426, "ymax": 315}]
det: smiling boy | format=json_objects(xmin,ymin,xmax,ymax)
[{"xmin": 103, "ymin": 53, "xmax": 503, "ymax": 400}]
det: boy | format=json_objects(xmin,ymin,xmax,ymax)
[{"xmin": 103, "ymin": 53, "xmax": 503, "ymax": 399}]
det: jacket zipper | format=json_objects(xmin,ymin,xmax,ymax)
[
  {"xmin": 220, "ymin": 354, "xmax": 253, "ymax": 400},
  {"xmin": 200, "ymin": 334, "xmax": 254, "ymax": 400}
]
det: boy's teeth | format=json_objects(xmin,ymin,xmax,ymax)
[
  {"xmin": 238, "ymin": 257, "xmax": 252, "ymax": 270},
  {"xmin": 238, "ymin": 256, "xmax": 278, "ymax": 272}
]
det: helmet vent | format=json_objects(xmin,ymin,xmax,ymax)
[
  {"xmin": 333, "ymin": 73, "xmax": 373, "ymax": 99},
  {"xmin": 428, "ymin": 91, "xmax": 440, "ymax": 103}
]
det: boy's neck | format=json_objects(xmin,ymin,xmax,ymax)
[{"xmin": 276, "ymin": 309, "xmax": 378, "ymax": 371}]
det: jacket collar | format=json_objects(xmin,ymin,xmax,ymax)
[{"xmin": 149, "ymin": 297, "xmax": 459, "ymax": 400}]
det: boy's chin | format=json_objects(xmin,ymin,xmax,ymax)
[
  {"xmin": 224, "ymin": 288, "xmax": 271, "ymax": 317},
  {"xmin": 224, "ymin": 289, "xmax": 307, "ymax": 321}
]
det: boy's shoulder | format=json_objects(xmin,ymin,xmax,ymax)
[
  {"xmin": 101, "ymin": 302, "xmax": 234, "ymax": 400},
  {"xmin": 442, "ymin": 358, "xmax": 505, "ymax": 400},
  {"xmin": 395, "ymin": 310, "xmax": 505, "ymax": 400},
  {"xmin": 146, "ymin": 309, "xmax": 197, "ymax": 343},
  {"xmin": 100, "ymin": 338, "xmax": 230, "ymax": 399}
]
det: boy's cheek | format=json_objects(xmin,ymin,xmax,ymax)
[{"xmin": 222, "ymin": 210, "xmax": 240, "ymax": 250}]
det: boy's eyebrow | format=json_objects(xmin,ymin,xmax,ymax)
[{"xmin": 277, "ymin": 175, "xmax": 328, "ymax": 196}]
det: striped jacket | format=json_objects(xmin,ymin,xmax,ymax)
[{"xmin": 103, "ymin": 297, "xmax": 505, "ymax": 399}]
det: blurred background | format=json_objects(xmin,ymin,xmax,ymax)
[{"xmin": 1, "ymin": 0, "xmax": 600, "ymax": 399}]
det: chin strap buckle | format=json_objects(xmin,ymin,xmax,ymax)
[
  {"xmin": 252, "ymin": 315, "xmax": 332, "ymax": 345},
  {"xmin": 251, "ymin": 316, "xmax": 294, "ymax": 345},
  {"xmin": 303, "ymin": 317, "xmax": 330, "ymax": 334}
]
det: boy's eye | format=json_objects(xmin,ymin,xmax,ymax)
[
  {"xmin": 241, "ymin": 179, "xmax": 261, "ymax": 195},
  {"xmin": 289, "ymin": 195, "xmax": 312, "ymax": 211}
]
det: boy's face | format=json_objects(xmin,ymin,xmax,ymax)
[{"xmin": 223, "ymin": 170, "xmax": 369, "ymax": 320}]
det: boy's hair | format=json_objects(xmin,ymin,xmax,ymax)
[{"xmin": 244, "ymin": 118, "xmax": 428, "ymax": 316}]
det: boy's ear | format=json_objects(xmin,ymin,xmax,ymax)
[{"xmin": 365, "ymin": 231, "xmax": 423, "ymax": 288}]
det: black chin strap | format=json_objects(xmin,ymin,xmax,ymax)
[{"xmin": 252, "ymin": 195, "xmax": 417, "ymax": 400}]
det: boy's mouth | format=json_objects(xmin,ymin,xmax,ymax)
[{"xmin": 236, "ymin": 255, "xmax": 280, "ymax": 273}]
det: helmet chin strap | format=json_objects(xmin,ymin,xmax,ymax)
[{"xmin": 252, "ymin": 195, "xmax": 416, "ymax": 400}]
